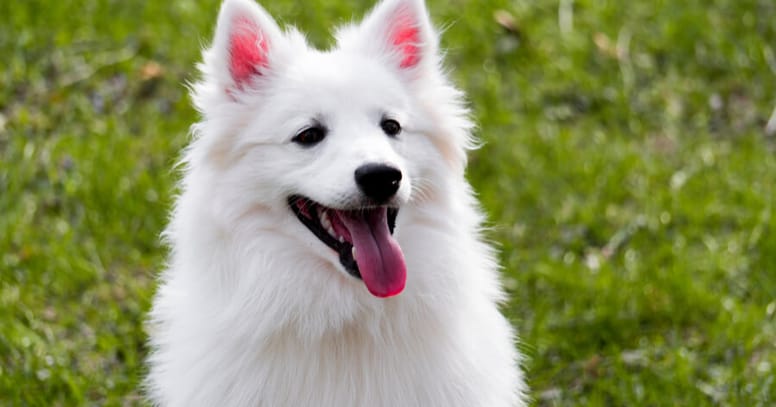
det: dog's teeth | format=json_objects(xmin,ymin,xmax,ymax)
[
  {"xmin": 320, "ymin": 211, "xmax": 331, "ymax": 230},
  {"xmin": 338, "ymin": 236, "xmax": 344, "ymax": 243},
  {"xmin": 352, "ymin": 247, "xmax": 357, "ymax": 258},
  {"xmin": 326, "ymin": 226, "xmax": 335, "ymax": 237}
]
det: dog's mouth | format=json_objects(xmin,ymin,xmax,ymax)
[{"xmin": 288, "ymin": 195, "xmax": 406, "ymax": 298}]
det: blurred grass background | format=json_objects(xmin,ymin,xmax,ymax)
[{"xmin": 1, "ymin": 0, "xmax": 775, "ymax": 405}]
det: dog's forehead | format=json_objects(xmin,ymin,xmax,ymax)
[{"xmin": 283, "ymin": 50, "xmax": 407, "ymax": 105}]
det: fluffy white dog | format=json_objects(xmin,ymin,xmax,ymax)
[{"xmin": 145, "ymin": 0, "xmax": 527, "ymax": 405}]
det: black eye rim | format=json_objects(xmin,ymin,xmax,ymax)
[
  {"xmin": 292, "ymin": 125, "xmax": 327, "ymax": 146},
  {"xmin": 380, "ymin": 118, "xmax": 401, "ymax": 137}
]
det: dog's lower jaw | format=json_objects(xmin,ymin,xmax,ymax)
[{"xmin": 288, "ymin": 195, "xmax": 405, "ymax": 298}]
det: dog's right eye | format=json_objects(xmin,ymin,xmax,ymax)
[{"xmin": 293, "ymin": 126, "xmax": 327, "ymax": 146}]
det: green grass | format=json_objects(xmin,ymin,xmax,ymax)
[{"xmin": 1, "ymin": 0, "xmax": 775, "ymax": 405}]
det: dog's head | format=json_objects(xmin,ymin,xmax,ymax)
[{"xmin": 187, "ymin": 0, "xmax": 474, "ymax": 299}]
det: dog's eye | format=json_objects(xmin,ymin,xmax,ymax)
[
  {"xmin": 293, "ymin": 126, "xmax": 327, "ymax": 146},
  {"xmin": 380, "ymin": 119, "xmax": 401, "ymax": 137}
]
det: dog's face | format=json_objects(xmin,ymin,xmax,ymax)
[{"xmin": 190, "ymin": 0, "xmax": 470, "ymax": 299}]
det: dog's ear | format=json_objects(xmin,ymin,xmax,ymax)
[
  {"xmin": 207, "ymin": 0, "xmax": 285, "ymax": 91},
  {"xmin": 341, "ymin": 0, "xmax": 439, "ymax": 78}
]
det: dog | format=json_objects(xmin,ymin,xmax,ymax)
[{"xmin": 145, "ymin": 0, "xmax": 527, "ymax": 405}]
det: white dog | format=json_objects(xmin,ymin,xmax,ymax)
[{"xmin": 145, "ymin": 0, "xmax": 527, "ymax": 405}]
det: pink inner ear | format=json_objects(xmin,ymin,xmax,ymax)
[
  {"xmin": 229, "ymin": 18, "xmax": 270, "ymax": 86},
  {"xmin": 389, "ymin": 11, "xmax": 421, "ymax": 68}
]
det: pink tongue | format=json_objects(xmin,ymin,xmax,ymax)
[{"xmin": 339, "ymin": 208, "xmax": 406, "ymax": 298}]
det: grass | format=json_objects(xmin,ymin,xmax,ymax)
[{"xmin": 1, "ymin": 0, "xmax": 775, "ymax": 405}]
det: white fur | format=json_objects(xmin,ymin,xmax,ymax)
[{"xmin": 145, "ymin": 0, "xmax": 527, "ymax": 405}]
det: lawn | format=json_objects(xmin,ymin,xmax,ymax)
[{"xmin": 1, "ymin": 0, "xmax": 775, "ymax": 405}]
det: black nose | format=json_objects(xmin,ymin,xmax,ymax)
[{"xmin": 354, "ymin": 164, "xmax": 402, "ymax": 203}]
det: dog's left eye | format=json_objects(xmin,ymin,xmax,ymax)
[{"xmin": 380, "ymin": 119, "xmax": 401, "ymax": 137}]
